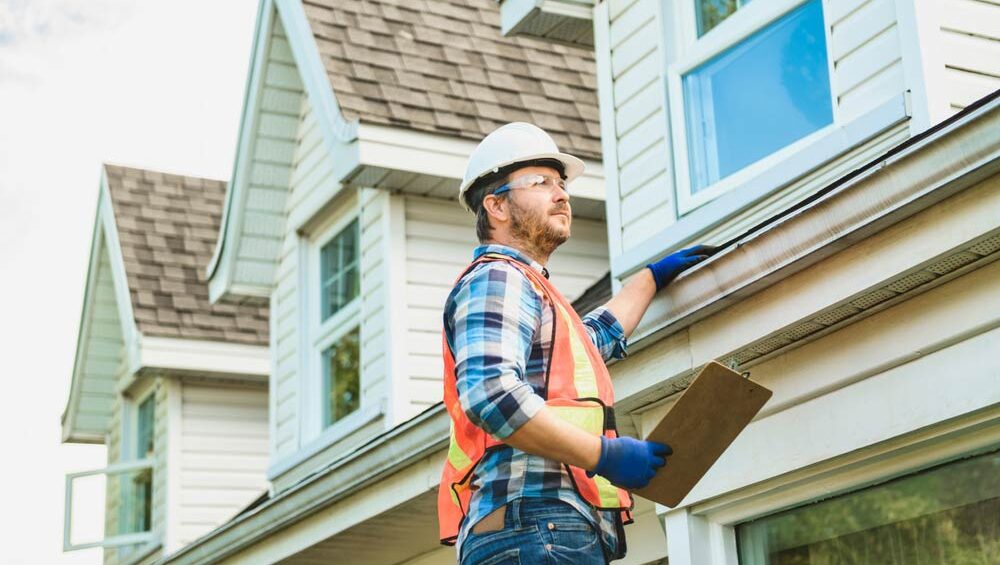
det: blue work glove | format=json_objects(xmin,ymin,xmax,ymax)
[
  {"xmin": 646, "ymin": 245, "xmax": 717, "ymax": 291},
  {"xmin": 588, "ymin": 436, "xmax": 672, "ymax": 490}
]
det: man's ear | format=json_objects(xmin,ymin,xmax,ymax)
[{"xmin": 482, "ymin": 194, "xmax": 509, "ymax": 224}]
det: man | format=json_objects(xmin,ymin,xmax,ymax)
[{"xmin": 438, "ymin": 122, "xmax": 714, "ymax": 564}]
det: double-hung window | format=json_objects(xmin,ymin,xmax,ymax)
[
  {"xmin": 669, "ymin": 0, "xmax": 833, "ymax": 212},
  {"xmin": 316, "ymin": 217, "xmax": 361, "ymax": 429},
  {"xmin": 63, "ymin": 391, "xmax": 156, "ymax": 552}
]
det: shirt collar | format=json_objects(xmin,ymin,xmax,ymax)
[{"xmin": 473, "ymin": 244, "xmax": 550, "ymax": 279}]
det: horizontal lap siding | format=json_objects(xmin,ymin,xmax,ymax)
[
  {"xmin": 270, "ymin": 49, "xmax": 331, "ymax": 460},
  {"xmin": 360, "ymin": 189, "xmax": 388, "ymax": 405},
  {"xmin": 80, "ymin": 245, "xmax": 121, "ymax": 434},
  {"xmin": 828, "ymin": 0, "xmax": 906, "ymax": 122},
  {"xmin": 236, "ymin": 16, "xmax": 301, "ymax": 289},
  {"xmin": 402, "ymin": 196, "xmax": 609, "ymax": 414},
  {"xmin": 608, "ymin": 0, "xmax": 674, "ymax": 250},
  {"xmin": 153, "ymin": 380, "xmax": 167, "ymax": 541},
  {"xmin": 103, "ymin": 385, "xmax": 122, "ymax": 565},
  {"xmin": 403, "ymin": 197, "xmax": 474, "ymax": 412},
  {"xmin": 940, "ymin": 0, "xmax": 1000, "ymax": 113},
  {"xmin": 177, "ymin": 384, "xmax": 268, "ymax": 547}
]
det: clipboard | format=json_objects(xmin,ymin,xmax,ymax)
[{"xmin": 632, "ymin": 360, "xmax": 772, "ymax": 507}]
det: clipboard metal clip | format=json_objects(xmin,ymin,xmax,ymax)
[{"xmin": 726, "ymin": 357, "xmax": 752, "ymax": 380}]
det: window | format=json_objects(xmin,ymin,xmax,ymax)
[
  {"xmin": 63, "ymin": 392, "xmax": 156, "ymax": 552},
  {"xmin": 735, "ymin": 450, "xmax": 1000, "ymax": 564},
  {"xmin": 697, "ymin": 0, "xmax": 751, "ymax": 36},
  {"xmin": 670, "ymin": 0, "xmax": 833, "ymax": 212},
  {"xmin": 320, "ymin": 218, "xmax": 359, "ymax": 321},
  {"xmin": 120, "ymin": 394, "xmax": 154, "ymax": 535},
  {"xmin": 314, "ymin": 215, "xmax": 362, "ymax": 430},
  {"xmin": 323, "ymin": 326, "xmax": 360, "ymax": 426}
]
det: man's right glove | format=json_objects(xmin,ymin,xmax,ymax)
[{"xmin": 588, "ymin": 435, "xmax": 672, "ymax": 490}]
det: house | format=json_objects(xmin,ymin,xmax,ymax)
[
  {"xmin": 61, "ymin": 164, "xmax": 271, "ymax": 564},
  {"xmin": 494, "ymin": 0, "xmax": 1000, "ymax": 563}
]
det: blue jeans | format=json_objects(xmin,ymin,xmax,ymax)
[{"xmin": 458, "ymin": 498, "xmax": 609, "ymax": 565}]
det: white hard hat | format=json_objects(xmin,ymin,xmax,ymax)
[{"xmin": 458, "ymin": 122, "xmax": 585, "ymax": 212}]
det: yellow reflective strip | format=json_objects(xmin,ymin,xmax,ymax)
[
  {"xmin": 447, "ymin": 424, "xmax": 473, "ymax": 471},
  {"xmin": 549, "ymin": 404, "xmax": 604, "ymax": 435},
  {"xmin": 594, "ymin": 474, "xmax": 621, "ymax": 507},
  {"xmin": 554, "ymin": 302, "xmax": 599, "ymax": 398}
]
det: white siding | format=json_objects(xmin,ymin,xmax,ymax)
[
  {"xmin": 234, "ymin": 15, "xmax": 303, "ymax": 289},
  {"xmin": 940, "ymin": 0, "xmax": 1000, "ymax": 113},
  {"xmin": 270, "ymin": 64, "xmax": 338, "ymax": 460},
  {"xmin": 103, "ymin": 382, "xmax": 123, "ymax": 565},
  {"xmin": 360, "ymin": 189, "xmax": 389, "ymax": 406},
  {"xmin": 77, "ymin": 241, "xmax": 121, "ymax": 435},
  {"xmin": 607, "ymin": 0, "xmax": 673, "ymax": 250},
  {"xmin": 828, "ymin": 0, "xmax": 906, "ymax": 122},
  {"xmin": 401, "ymin": 195, "xmax": 610, "ymax": 414},
  {"xmin": 176, "ymin": 384, "xmax": 269, "ymax": 547},
  {"xmin": 152, "ymin": 380, "xmax": 168, "ymax": 540}
]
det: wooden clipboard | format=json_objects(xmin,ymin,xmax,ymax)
[{"xmin": 632, "ymin": 361, "xmax": 772, "ymax": 507}]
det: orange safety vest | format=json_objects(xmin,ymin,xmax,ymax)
[{"xmin": 438, "ymin": 253, "xmax": 633, "ymax": 545}]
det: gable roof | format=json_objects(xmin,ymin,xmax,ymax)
[
  {"xmin": 301, "ymin": 0, "xmax": 603, "ymax": 160},
  {"xmin": 104, "ymin": 165, "xmax": 269, "ymax": 345}
]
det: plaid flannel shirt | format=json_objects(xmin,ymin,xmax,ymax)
[{"xmin": 444, "ymin": 244, "xmax": 629, "ymax": 559}]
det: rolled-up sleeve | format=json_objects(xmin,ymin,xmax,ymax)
[
  {"xmin": 447, "ymin": 263, "xmax": 546, "ymax": 440},
  {"xmin": 582, "ymin": 306, "xmax": 629, "ymax": 362}
]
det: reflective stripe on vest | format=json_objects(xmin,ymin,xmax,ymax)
[{"xmin": 437, "ymin": 254, "xmax": 633, "ymax": 545}]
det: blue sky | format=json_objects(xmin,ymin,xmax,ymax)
[{"xmin": 0, "ymin": 1, "xmax": 256, "ymax": 562}]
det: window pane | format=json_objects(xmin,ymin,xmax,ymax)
[
  {"xmin": 320, "ymin": 219, "xmax": 360, "ymax": 321},
  {"xmin": 697, "ymin": 0, "xmax": 751, "ymax": 36},
  {"xmin": 135, "ymin": 395, "xmax": 155, "ymax": 459},
  {"xmin": 736, "ymin": 450, "xmax": 1000, "ymax": 564},
  {"xmin": 684, "ymin": 0, "xmax": 832, "ymax": 193},
  {"xmin": 323, "ymin": 326, "xmax": 361, "ymax": 426},
  {"xmin": 117, "ymin": 467, "xmax": 153, "ymax": 535}
]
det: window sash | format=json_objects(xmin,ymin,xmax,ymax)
[
  {"xmin": 320, "ymin": 218, "xmax": 360, "ymax": 321},
  {"xmin": 668, "ymin": 0, "xmax": 834, "ymax": 214},
  {"xmin": 63, "ymin": 460, "xmax": 156, "ymax": 552},
  {"xmin": 322, "ymin": 325, "xmax": 361, "ymax": 427}
]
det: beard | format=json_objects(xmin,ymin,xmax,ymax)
[{"xmin": 508, "ymin": 197, "xmax": 570, "ymax": 257}]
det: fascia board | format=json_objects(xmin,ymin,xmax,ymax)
[
  {"xmin": 355, "ymin": 123, "xmax": 606, "ymax": 201},
  {"xmin": 206, "ymin": 0, "xmax": 273, "ymax": 285},
  {"xmin": 624, "ymin": 95, "xmax": 1000, "ymax": 354},
  {"xmin": 161, "ymin": 404, "xmax": 448, "ymax": 564},
  {"xmin": 137, "ymin": 336, "xmax": 270, "ymax": 379}
]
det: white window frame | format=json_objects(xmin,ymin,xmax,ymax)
[
  {"xmin": 298, "ymin": 193, "xmax": 380, "ymax": 446},
  {"xmin": 659, "ymin": 408, "xmax": 1000, "ymax": 564},
  {"xmin": 667, "ymin": 0, "xmax": 839, "ymax": 215},
  {"xmin": 63, "ymin": 387, "xmax": 158, "ymax": 552}
]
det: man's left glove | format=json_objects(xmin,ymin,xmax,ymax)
[{"xmin": 647, "ymin": 245, "xmax": 717, "ymax": 291}]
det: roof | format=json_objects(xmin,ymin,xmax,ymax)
[
  {"xmin": 104, "ymin": 165, "xmax": 269, "ymax": 345},
  {"xmin": 302, "ymin": 0, "xmax": 603, "ymax": 160}
]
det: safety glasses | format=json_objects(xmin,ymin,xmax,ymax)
[{"xmin": 492, "ymin": 173, "xmax": 568, "ymax": 197}]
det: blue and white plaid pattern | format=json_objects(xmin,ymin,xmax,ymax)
[{"xmin": 444, "ymin": 244, "xmax": 629, "ymax": 559}]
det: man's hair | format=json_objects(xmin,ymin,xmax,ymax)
[{"xmin": 463, "ymin": 158, "xmax": 566, "ymax": 244}]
